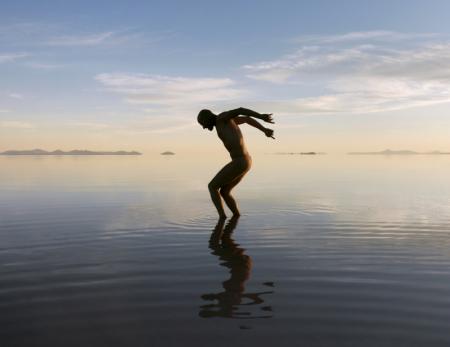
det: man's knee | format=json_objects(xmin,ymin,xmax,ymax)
[
  {"xmin": 219, "ymin": 187, "xmax": 230, "ymax": 197},
  {"xmin": 208, "ymin": 181, "xmax": 219, "ymax": 192}
]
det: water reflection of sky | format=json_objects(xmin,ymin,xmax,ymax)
[
  {"xmin": 2, "ymin": 154, "xmax": 450, "ymax": 227},
  {"xmin": 2, "ymin": 155, "xmax": 450, "ymax": 345}
]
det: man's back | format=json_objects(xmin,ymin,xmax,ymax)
[{"xmin": 216, "ymin": 118, "xmax": 250, "ymax": 159}]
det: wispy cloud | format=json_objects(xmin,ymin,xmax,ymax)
[
  {"xmin": 0, "ymin": 53, "xmax": 29, "ymax": 63},
  {"xmin": 96, "ymin": 73, "xmax": 246, "ymax": 106},
  {"xmin": 113, "ymin": 120, "xmax": 195, "ymax": 135},
  {"xmin": 147, "ymin": 122, "xmax": 195, "ymax": 134},
  {"xmin": 95, "ymin": 73, "xmax": 246, "ymax": 132},
  {"xmin": 24, "ymin": 62, "xmax": 65, "ymax": 70},
  {"xmin": 244, "ymin": 31, "xmax": 450, "ymax": 114},
  {"xmin": 67, "ymin": 121, "xmax": 113, "ymax": 129},
  {"xmin": 1, "ymin": 22, "xmax": 170, "ymax": 48},
  {"xmin": 0, "ymin": 109, "xmax": 11, "ymax": 113},
  {"xmin": 8, "ymin": 93, "xmax": 23, "ymax": 99},
  {"xmin": 0, "ymin": 22, "xmax": 56, "ymax": 39},
  {"xmin": 46, "ymin": 31, "xmax": 117, "ymax": 46},
  {"xmin": 0, "ymin": 121, "xmax": 34, "ymax": 129},
  {"xmin": 291, "ymin": 31, "xmax": 440, "ymax": 45},
  {"xmin": 67, "ymin": 117, "xmax": 194, "ymax": 135},
  {"xmin": 45, "ymin": 29, "xmax": 150, "ymax": 47}
]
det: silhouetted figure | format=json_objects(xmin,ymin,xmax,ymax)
[
  {"xmin": 197, "ymin": 108, "xmax": 275, "ymax": 217},
  {"xmin": 199, "ymin": 216, "xmax": 274, "ymax": 319}
]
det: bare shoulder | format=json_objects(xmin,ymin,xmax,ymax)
[
  {"xmin": 217, "ymin": 110, "xmax": 230, "ymax": 117},
  {"xmin": 217, "ymin": 108, "xmax": 243, "ymax": 122},
  {"xmin": 216, "ymin": 111, "xmax": 231, "ymax": 123}
]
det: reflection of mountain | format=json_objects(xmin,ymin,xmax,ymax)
[
  {"xmin": 199, "ymin": 217, "xmax": 274, "ymax": 320},
  {"xmin": 348, "ymin": 149, "xmax": 450, "ymax": 155},
  {"xmin": 160, "ymin": 151, "xmax": 175, "ymax": 155},
  {"xmin": 0, "ymin": 149, "xmax": 141, "ymax": 155}
]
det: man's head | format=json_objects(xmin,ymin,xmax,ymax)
[{"xmin": 197, "ymin": 109, "xmax": 216, "ymax": 131}]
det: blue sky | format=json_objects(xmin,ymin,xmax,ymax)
[{"xmin": 2, "ymin": 0, "xmax": 450, "ymax": 153}]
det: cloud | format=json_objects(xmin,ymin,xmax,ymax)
[
  {"xmin": 0, "ymin": 109, "xmax": 11, "ymax": 113},
  {"xmin": 67, "ymin": 117, "xmax": 195, "ymax": 135},
  {"xmin": 113, "ymin": 121, "xmax": 195, "ymax": 135},
  {"xmin": 147, "ymin": 122, "xmax": 194, "ymax": 134},
  {"xmin": 24, "ymin": 62, "xmax": 65, "ymax": 70},
  {"xmin": 291, "ymin": 31, "xmax": 440, "ymax": 45},
  {"xmin": 0, "ymin": 121, "xmax": 34, "ymax": 129},
  {"xmin": 244, "ymin": 31, "xmax": 450, "ymax": 114},
  {"xmin": 46, "ymin": 31, "xmax": 117, "ymax": 46},
  {"xmin": 0, "ymin": 53, "xmax": 28, "ymax": 63},
  {"xmin": 8, "ymin": 93, "xmax": 23, "ymax": 99},
  {"xmin": 95, "ymin": 73, "xmax": 245, "ymax": 107},
  {"xmin": 0, "ymin": 22, "xmax": 56, "ymax": 39},
  {"xmin": 68, "ymin": 121, "xmax": 113, "ymax": 129},
  {"xmin": 44, "ymin": 29, "xmax": 153, "ymax": 47},
  {"xmin": 1, "ymin": 22, "xmax": 170, "ymax": 50}
]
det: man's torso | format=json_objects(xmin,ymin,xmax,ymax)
[{"xmin": 216, "ymin": 119, "xmax": 250, "ymax": 159}]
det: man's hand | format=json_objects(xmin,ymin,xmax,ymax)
[
  {"xmin": 261, "ymin": 113, "xmax": 274, "ymax": 123},
  {"xmin": 264, "ymin": 128, "xmax": 275, "ymax": 139}
]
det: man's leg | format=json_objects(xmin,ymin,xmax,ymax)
[
  {"xmin": 220, "ymin": 156, "xmax": 251, "ymax": 216},
  {"xmin": 219, "ymin": 173, "xmax": 246, "ymax": 216},
  {"xmin": 208, "ymin": 161, "xmax": 243, "ymax": 218},
  {"xmin": 208, "ymin": 184, "xmax": 226, "ymax": 219}
]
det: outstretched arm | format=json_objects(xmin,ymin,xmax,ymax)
[
  {"xmin": 236, "ymin": 116, "xmax": 275, "ymax": 139},
  {"xmin": 217, "ymin": 107, "xmax": 274, "ymax": 123}
]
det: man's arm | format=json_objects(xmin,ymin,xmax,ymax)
[
  {"xmin": 236, "ymin": 116, "xmax": 275, "ymax": 139},
  {"xmin": 217, "ymin": 107, "xmax": 274, "ymax": 123}
]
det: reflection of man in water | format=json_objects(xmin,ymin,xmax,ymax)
[
  {"xmin": 199, "ymin": 216, "xmax": 274, "ymax": 319},
  {"xmin": 197, "ymin": 108, "xmax": 275, "ymax": 218}
]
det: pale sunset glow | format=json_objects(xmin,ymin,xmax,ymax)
[{"xmin": 1, "ymin": 1, "xmax": 450, "ymax": 154}]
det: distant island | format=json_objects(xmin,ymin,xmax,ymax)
[
  {"xmin": 274, "ymin": 152, "xmax": 326, "ymax": 155},
  {"xmin": 348, "ymin": 149, "xmax": 450, "ymax": 155},
  {"xmin": 0, "ymin": 149, "xmax": 142, "ymax": 155},
  {"xmin": 161, "ymin": 151, "xmax": 175, "ymax": 155}
]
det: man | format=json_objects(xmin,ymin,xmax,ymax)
[{"xmin": 197, "ymin": 107, "xmax": 275, "ymax": 218}]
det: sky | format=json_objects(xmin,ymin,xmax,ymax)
[{"xmin": 1, "ymin": 0, "xmax": 450, "ymax": 154}]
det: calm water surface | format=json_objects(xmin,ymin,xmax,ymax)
[{"xmin": 1, "ymin": 154, "xmax": 450, "ymax": 346}]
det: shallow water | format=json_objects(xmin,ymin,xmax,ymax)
[{"xmin": 1, "ymin": 154, "xmax": 450, "ymax": 346}]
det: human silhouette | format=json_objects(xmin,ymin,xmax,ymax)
[
  {"xmin": 199, "ymin": 216, "xmax": 274, "ymax": 319},
  {"xmin": 197, "ymin": 108, "xmax": 275, "ymax": 217}
]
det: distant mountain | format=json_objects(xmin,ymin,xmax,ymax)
[
  {"xmin": 348, "ymin": 149, "xmax": 450, "ymax": 155},
  {"xmin": 161, "ymin": 151, "xmax": 175, "ymax": 155},
  {"xmin": 424, "ymin": 151, "xmax": 450, "ymax": 155},
  {"xmin": 348, "ymin": 149, "xmax": 418, "ymax": 155},
  {"xmin": 0, "ymin": 149, "xmax": 142, "ymax": 155},
  {"xmin": 274, "ymin": 152, "xmax": 326, "ymax": 155}
]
